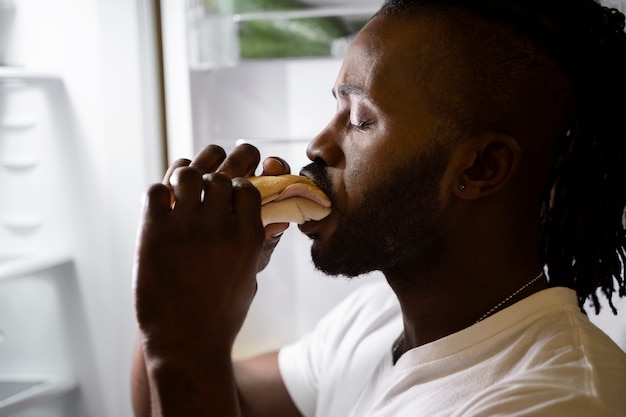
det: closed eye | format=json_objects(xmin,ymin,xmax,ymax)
[{"xmin": 349, "ymin": 119, "xmax": 372, "ymax": 131}]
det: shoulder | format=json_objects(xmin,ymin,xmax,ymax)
[
  {"xmin": 277, "ymin": 280, "xmax": 402, "ymax": 417},
  {"xmin": 458, "ymin": 288, "xmax": 626, "ymax": 416}
]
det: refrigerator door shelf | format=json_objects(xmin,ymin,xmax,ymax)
[
  {"xmin": 0, "ymin": 155, "xmax": 39, "ymax": 171},
  {"xmin": 0, "ymin": 252, "xmax": 72, "ymax": 283},
  {"xmin": 0, "ymin": 375, "xmax": 76, "ymax": 417},
  {"xmin": 0, "ymin": 68, "xmax": 61, "ymax": 82},
  {"xmin": 2, "ymin": 215, "xmax": 43, "ymax": 234},
  {"xmin": 234, "ymin": 5, "xmax": 378, "ymax": 22},
  {"xmin": 186, "ymin": 3, "xmax": 378, "ymax": 68},
  {"xmin": 0, "ymin": 114, "xmax": 37, "ymax": 130}
]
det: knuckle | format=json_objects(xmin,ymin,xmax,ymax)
[
  {"xmin": 176, "ymin": 166, "xmax": 202, "ymax": 180},
  {"xmin": 204, "ymin": 172, "xmax": 232, "ymax": 185},
  {"xmin": 147, "ymin": 182, "xmax": 164, "ymax": 192},
  {"xmin": 227, "ymin": 144, "xmax": 261, "ymax": 167},
  {"xmin": 170, "ymin": 166, "xmax": 202, "ymax": 186},
  {"xmin": 205, "ymin": 144, "xmax": 227, "ymax": 158},
  {"xmin": 236, "ymin": 142, "xmax": 260, "ymax": 154},
  {"xmin": 233, "ymin": 177, "xmax": 261, "ymax": 198},
  {"xmin": 143, "ymin": 183, "xmax": 171, "ymax": 208},
  {"xmin": 146, "ymin": 183, "xmax": 169, "ymax": 197},
  {"xmin": 172, "ymin": 158, "xmax": 192, "ymax": 167}
]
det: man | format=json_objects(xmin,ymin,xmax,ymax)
[{"xmin": 132, "ymin": 0, "xmax": 626, "ymax": 415}]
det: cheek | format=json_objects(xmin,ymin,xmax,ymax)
[
  {"xmin": 339, "ymin": 123, "xmax": 417, "ymax": 206},
  {"xmin": 341, "ymin": 165, "xmax": 366, "ymax": 212},
  {"xmin": 341, "ymin": 144, "xmax": 379, "ymax": 201}
]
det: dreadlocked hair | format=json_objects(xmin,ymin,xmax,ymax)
[{"xmin": 379, "ymin": 0, "xmax": 626, "ymax": 313}]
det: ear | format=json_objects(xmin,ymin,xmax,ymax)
[{"xmin": 449, "ymin": 133, "xmax": 521, "ymax": 200}]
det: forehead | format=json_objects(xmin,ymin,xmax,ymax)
[{"xmin": 336, "ymin": 14, "xmax": 441, "ymax": 109}]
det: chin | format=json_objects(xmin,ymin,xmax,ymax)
[{"xmin": 310, "ymin": 238, "xmax": 379, "ymax": 278}]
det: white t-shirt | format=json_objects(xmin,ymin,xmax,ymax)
[{"xmin": 278, "ymin": 281, "xmax": 626, "ymax": 417}]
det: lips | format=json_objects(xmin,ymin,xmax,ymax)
[
  {"xmin": 296, "ymin": 164, "xmax": 336, "ymax": 238},
  {"xmin": 299, "ymin": 164, "xmax": 333, "ymax": 205},
  {"xmin": 297, "ymin": 216, "xmax": 327, "ymax": 237}
]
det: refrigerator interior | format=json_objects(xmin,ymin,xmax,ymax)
[{"xmin": 162, "ymin": 0, "xmax": 626, "ymax": 361}]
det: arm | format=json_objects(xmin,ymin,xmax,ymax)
[
  {"xmin": 132, "ymin": 145, "xmax": 295, "ymax": 416},
  {"xmin": 131, "ymin": 340, "xmax": 151, "ymax": 417},
  {"xmin": 234, "ymin": 352, "xmax": 303, "ymax": 417},
  {"xmin": 132, "ymin": 343, "xmax": 302, "ymax": 417},
  {"xmin": 135, "ymin": 174, "xmax": 257, "ymax": 416}
]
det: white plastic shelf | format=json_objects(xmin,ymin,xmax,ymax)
[
  {"xmin": 234, "ymin": 5, "xmax": 379, "ymax": 21},
  {"xmin": 0, "ymin": 67, "xmax": 61, "ymax": 82},
  {"xmin": 0, "ymin": 375, "xmax": 76, "ymax": 416},
  {"xmin": 0, "ymin": 253, "xmax": 73, "ymax": 282}
]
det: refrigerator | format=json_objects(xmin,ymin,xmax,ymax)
[
  {"xmin": 0, "ymin": 0, "xmax": 624, "ymax": 416},
  {"xmin": 0, "ymin": 0, "xmax": 164, "ymax": 415}
]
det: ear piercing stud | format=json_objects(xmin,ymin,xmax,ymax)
[{"xmin": 458, "ymin": 183, "xmax": 466, "ymax": 191}]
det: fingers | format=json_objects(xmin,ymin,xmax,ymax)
[
  {"xmin": 202, "ymin": 173, "xmax": 233, "ymax": 217},
  {"xmin": 216, "ymin": 143, "xmax": 261, "ymax": 179},
  {"xmin": 265, "ymin": 222, "xmax": 289, "ymax": 239},
  {"xmin": 170, "ymin": 167, "xmax": 204, "ymax": 211},
  {"xmin": 261, "ymin": 157, "xmax": 291, "ymax": 176},
  {"xmin": 200, "ymin": 175, "xmax": 261, "ymax": 223},
  {"xmin": 232, "ymin": 178, "xmax": 265, "ymax": 247},
  {"xmin": 164, "ymin": 145, "xmax": 227, "ymax": 186},
  {"xmin": 256, "ymin": 222, "xmax": 289, "ymax": 272},
  {"xmin": 162, "ymin": 144, "xmax": 259, "ymax": 207},
  {"xmin": 163, "ymin": 159, "xmax": 192, "ymax": 207},
  {"xmin": 142, "ymin": 184, "xmax": 172, "ymax": 219},
  {"xmin": 231, "ymin": 177, "xmax": 262, "ymax": 218},
  {"xmin": 189, "ymin": 144, "xmax": 227, "ymax": 174},
  {"xmin": 166, "ymin": 144, "xmax": 281, "ymax": 183},
  {"xmin": 162, "ymin": 158, "xmax": 191, "ymax": 185},
  {"xmin": 159, "ymin": 144, "xmax": 285, "ymax": 225}
]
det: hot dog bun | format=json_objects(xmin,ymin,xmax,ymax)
[{"xmin": 248, "ymin": 175, "xmax": 331, "ymax": 226}]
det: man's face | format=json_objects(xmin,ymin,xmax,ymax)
[{"xmin": 300, "ymin": 15, "xmax": 455, "ymax": 278}]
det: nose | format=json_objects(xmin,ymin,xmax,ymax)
[{"xmin": 306, "ymin": 123, "xmax": 343, "ymax": 167}]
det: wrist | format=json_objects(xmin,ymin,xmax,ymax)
[
  {"xmin": 146, "ymin": 349, "xmax": 240, "ymax": 416},
  {"xmin": 138, "ymin": 325, "xmax": 234, "ymax": 363}
]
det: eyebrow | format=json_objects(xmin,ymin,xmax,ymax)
[{"xmin": 332, "ymin": 84, "xmax": 369, "ymax": 99}]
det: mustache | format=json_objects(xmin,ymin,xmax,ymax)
[{"xmin": 300, "ymin": 162, "xmax": 333, "ymax": 201}]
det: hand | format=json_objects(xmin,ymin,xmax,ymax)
[
  {"xmin": 163, "ymin": 144, "xmax": 291, "ymax": 272},
  {"xmin": 134, "ymin": 144, "xmax": 288, "ymax": 357}
]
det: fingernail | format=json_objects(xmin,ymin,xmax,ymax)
[
  {"xmin": 274, "ymin": 157, "xmax": 287, "ymax": 168},
  {"xmin": 271, "ymin": 232, "xmax": 284, "ymax": 239}
]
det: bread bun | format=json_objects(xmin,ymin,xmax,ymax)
[{"xmin": 248, "ymin": 175, "xmax": 331, "ymax": 226}]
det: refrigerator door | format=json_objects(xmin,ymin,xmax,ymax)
[{"xmin": 1, "ymin": 0, "xmax": 164, "ymax": 416}]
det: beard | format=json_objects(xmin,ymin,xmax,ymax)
[{"xmin": 304, "ymin": 142, "xmax": 452, "ymax": 279}]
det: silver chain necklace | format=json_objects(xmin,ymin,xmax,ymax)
[
  {"xmin": 392, "ymin": 271, "xmax": 545, "ymax": 364},
  {"xmin": 475, "ymin": 271, "xmax": 544, "ymax": 323}
]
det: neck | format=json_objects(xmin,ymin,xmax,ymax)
[
  {"xmin": 386, "ymin": 184, "xmax": 551, "ymax": 358},
  {"xmin": 384, "ymin": 239, "xmax": 547, "ymax": 357}
]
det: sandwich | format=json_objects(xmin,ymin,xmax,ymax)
[{"xmin": 248, "ymin": 175, "xmax": 332, "ymax": 226}]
